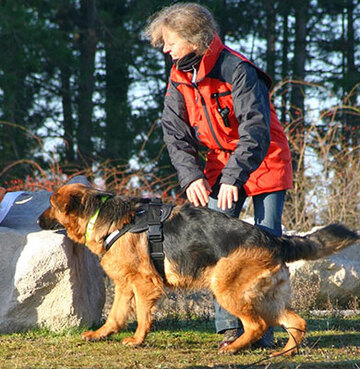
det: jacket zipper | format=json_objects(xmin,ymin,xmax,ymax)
[{"xmin": 191, "ymin": 68, "xmax": 225, "ymax": 150}]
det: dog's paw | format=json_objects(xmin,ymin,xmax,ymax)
[
  {"xmin": 121, "ymin": 337, "xmax": 142, "ymax": 346},
  {"xmin": 218, "ymin": 344, "xmax": 238, "ymax": 355},
  {"xmin": 270, "ymin": 350, "xmax": 295, "ymax": 357},
  {"xmin": 82, "ymin": 330, "xmax": 105, "ymax": 342}
]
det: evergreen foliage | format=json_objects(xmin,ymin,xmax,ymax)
[{"xmin": 0, "ymin": 0, "xmax": 359, "ymax": 195}]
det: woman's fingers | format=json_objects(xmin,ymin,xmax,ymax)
[
  {"xmin": 218, "ymin": 184, "xmax": 238, "ymax": 211},
  {"xmin": 186, "ymin": 178, "xmax": 211, "ymax": 207}
]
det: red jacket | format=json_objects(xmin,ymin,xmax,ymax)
[{"xmin": 162, "ymin": 34, "xmax": 293, "ymax": 196}]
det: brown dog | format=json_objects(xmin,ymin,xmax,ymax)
[{"xmin": 38, "ymin": 183, "xmax": 359, "ymax": 356}]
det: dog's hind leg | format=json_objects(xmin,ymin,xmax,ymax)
[
  {"xmin": 121, "ymin": 278, "xmax": 163, "ymax": 346},
  {"xmin": 210, "ymin": 254, "xmax": 274, "ymax": 354},
  {"xmin": 82, "ymin": 283, "xmax": 133, "ymax": 341},
  {"xmin": 217, "ymin": 308, "xmax": 268, "ymax": 354},
  {"xmin": 271, "ymin": 308, "xmax": 306, "ymax": 357}
]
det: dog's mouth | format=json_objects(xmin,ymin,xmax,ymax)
[{"xmin": 38, "ymin": 208, "xmax": 64, "ymax": 230}]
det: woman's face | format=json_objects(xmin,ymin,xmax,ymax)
[{"xmin": 162, "ymin": 27, "xmax": 197, "ymax": 60}]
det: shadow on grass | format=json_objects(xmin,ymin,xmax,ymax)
[
  {"xmin": 102, "ymin": 315, "xmax": 360, "ymax": 338},
  {"xmin": 304, "ymin": 333, "xmax": 360, "ymax": 348},
  {"xmin": 153, "ymin": 316, "xmax": 215, "ymax": 332},
  {"xmin": 90, "ymin": 316, "xmax": 360, "ymax": 368},
  {"xmin": 186, "ymin": 361, "xmax": 360, "ymax": 369},
  {"xmin": 151, "ymin": 315, "xmax": 360, "ymax": 335},
  {"xmin": 305, "ymin": 316, "xmax": 360, "ymax": 331}
]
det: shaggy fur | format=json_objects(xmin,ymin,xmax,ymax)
[{"xmin": 38, "ymin": 183, "xmax": 359, "ymax": 356}]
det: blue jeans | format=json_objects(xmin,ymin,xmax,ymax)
[{"xmin": 208, "ymin": 189, "xmax": 286, "ymax": 333}]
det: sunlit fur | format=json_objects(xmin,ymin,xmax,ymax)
[{"xmin": 38, "ymin": 183, "xmax": 359, "ymax": 355}]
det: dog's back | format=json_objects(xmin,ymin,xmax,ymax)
[
  {"xmin": 163, "ymin": 205, "xmax": 359, "ymax": 278},
  {"xmin": 163, "ymin": 204, "xmax": 278, "ymax": 278}
]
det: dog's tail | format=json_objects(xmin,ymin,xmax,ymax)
[{"xmin": 279, "ymin": 224, "xmax": 359, "ymax": 263}]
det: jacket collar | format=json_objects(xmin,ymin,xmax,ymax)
[
  {"xmin": 170, "ymin": 33, "xmax": 224, "ymax": 84},
  {"xmin": 197, "ymin": 33, "xmax": 224, "ymax": 81}
]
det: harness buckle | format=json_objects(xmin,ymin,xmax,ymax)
[
  {"xmin": 150, "ymin": 251, "xmax": 165, "ymax": 260},
  {"xmin": 148, "ymin": 223, "xmax": 163, "ymax": 242}
]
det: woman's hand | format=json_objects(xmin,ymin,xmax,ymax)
[
  {"xmin": 217, "ymin": 183, "xmax": 238, "ymax": 211},
  {"xmin": 186, "ymin": 178, "xmax": 211, "ymax": 207}
]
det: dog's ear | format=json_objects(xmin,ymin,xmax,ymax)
[
  {"xmin": 75, "ymin": 188, "xmax": 114, "ymax": 218},
  {"xmin": 50, "ymin": 189, "xmax": 85, "ymax": 215},
  {"xmin": 87, "ymin": 190, "xmax": 113, "ymax": 208},
  {"xmin": 65, "ymin": 193, "xmax": 85, "ymax": 215},
  {"xmin": 50, "ymin": 192, "xmax": 63, "ymax": 211}
]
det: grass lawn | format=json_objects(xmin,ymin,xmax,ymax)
[{"xmin": 0, "ymin": 314, "xmax": 359, "ymax": 369}]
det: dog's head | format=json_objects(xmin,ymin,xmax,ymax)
[{"xmin": 38, "ymin": 183, "xmax": 114, "ymax": 247}]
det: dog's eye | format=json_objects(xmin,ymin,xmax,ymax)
[{"xmin": 50, "ymin": 193, "xmax": 65, "ymax": 211}]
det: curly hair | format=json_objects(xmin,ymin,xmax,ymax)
[{"xmin": 145, "ymin": 3, "xmax": 218, "ymax": 56}]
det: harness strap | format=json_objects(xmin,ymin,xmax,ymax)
[
  {"xmin": 104, "ymin": 224, "xmax": 133, "ymax": 251},
  {"xmin": 147, "ymin": 198, "xmax": 165, "ymax": 279},
  {"xmin": 103, "ymin": 199, "xmax": 174, "ymax": 281}
]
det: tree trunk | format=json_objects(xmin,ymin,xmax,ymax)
[
  {"xmin": 290, "ymin": 0, "xmax": 308, "ymax": 173},
  {"xmin": 103, "ymin": 26, "xmax": 132, "ymax": 162},
  {"xmin": 60, "ymin": 65, "xmax": 76, "ymax": 164},
  {"xmin": 287, "ymin": 0, "xmax": 309, "ymax": 228},
  {"xmin": 344, "ymin": 0, "xmax": 359, "ymax": 149},
  {"xmin": 55, "ymin": 3, "xmax": 77, "ymax": 166},
  {"xmin": 265, "ymin": 0, "xmax": 276, "ymax": 80},
  {"xmin": 280, "ymin": 7, "xmax": 290, "ymax": 126},
  {"xmin": 77, "ymin": 0, "xmax": 97, "ymax": 164}
]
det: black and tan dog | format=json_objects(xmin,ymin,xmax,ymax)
[{"xmin": 38, "ymin": 183, "xmax": 359, "ymax": 356}]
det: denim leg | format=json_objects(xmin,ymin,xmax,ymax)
[
  {"xmin": 208, "ymin": 190, "xmax": 246, "ymax": 333},
  {"xmin": 251, "ymin": 190, "xmax": 286, "ymax": 345},
  {"xmin": 211, "ymin": 190, "xmax": 286, "ymax": 336},
  {"xmin": 213, "ymin": 299, "xmax": 243, "ymax": 333},
  {"xmin": 207, "ymin": 196, "xmax": 244, "ymax": 218},
  {"xmin": 252, "ymin": 190, "xmax": 286, "ymax": 237}
]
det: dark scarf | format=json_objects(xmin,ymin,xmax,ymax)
[{"xmin": 174, "ymin": 52, "xmax": 202, "ymax": 71}]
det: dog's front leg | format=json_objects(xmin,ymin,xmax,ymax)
[
  {"xmin": 82, "ymin": 282, "xmax": 133, "ymax": 341},
  {"xmin": 121, "ymin": 279, "xmax": 163, "ymax": 346}
]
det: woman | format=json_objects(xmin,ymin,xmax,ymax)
[{"xmin": 146, "ymin": 3, "xmax": 292, "ymax": 348}]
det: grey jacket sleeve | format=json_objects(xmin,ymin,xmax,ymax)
[
  {"xmin": 161, "ymin": 81, "xmax": 205, "ymax": 190},
  {"xmin": 220, "ymin": 62, "xmax": 271, "ymax": 187}
]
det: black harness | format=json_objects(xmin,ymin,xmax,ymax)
[{"xmin": 104, "ymin": 198, "xmax": 174, "ymax": 280}]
